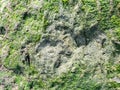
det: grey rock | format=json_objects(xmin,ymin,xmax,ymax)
[
  {"xmin": 112, "ymin": 77, "xmax": 120, "ymax": 83},
  {"xmin": 33, "ymin": 3, "xmax": 116, "ymax": 79}
]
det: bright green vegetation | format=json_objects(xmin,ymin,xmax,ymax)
[
  {"xmin": 49, "ymin": 65, "xmax": 102, "ymax": 90},
  {"xmin": 0, "ymin": 0, "xmax": 120, "ymax": 90},
  {"xmin": 48, "ymin": 64, "xmax": 120, "ymax": 90}
]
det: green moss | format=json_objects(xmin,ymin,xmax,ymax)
[
  {"xmin": 0, "ymin": 0, "xmax": 120, "ymax": 90},
  {"xmin": 115, "ymin": 28, "xmax": 120, "ymax": 40},
  {"xmin": 48, "ymin": 64, "xmax": 102, "ymax": 90},
  {"xmin": 108, "ymin": 81, "xmax": 120, "ymax": 89}
]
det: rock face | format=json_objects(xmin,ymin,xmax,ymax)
[{"xmin": 34, "ymin": 4, "xmax": 115, "ymax": 77}]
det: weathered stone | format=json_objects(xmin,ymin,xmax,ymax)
[{"xmin": 33, "ymin": 2, "xmax": 116, "ymax": 79}]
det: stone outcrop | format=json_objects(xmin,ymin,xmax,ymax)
[{"xmin": 34, "ymin": 5, "xmax": 116, "ymax": 78}]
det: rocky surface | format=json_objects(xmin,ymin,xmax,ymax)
[
  {"xmin": 0, "ymin": 0, "xmax": 120, "ymax": 89},
  {"xmin": 34, "ymin": 7, "xmax": 116, "ymax": 79}
]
